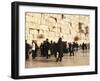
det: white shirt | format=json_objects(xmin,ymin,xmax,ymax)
[{"xmin": 32, "ymin": 43, "xmax": 35, "ymax": 50}]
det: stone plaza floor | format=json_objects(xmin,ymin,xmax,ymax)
[{"xmin": 25, "ymin": 50, "xmax": 89, "ymax": 68}]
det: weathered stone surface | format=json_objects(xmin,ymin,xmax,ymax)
[{"xmin": 25, "ymin": 13, "xmax": 89, "ymax": 46}]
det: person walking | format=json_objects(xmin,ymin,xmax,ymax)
[
  {"xmin": 25, "ymin": 40, "xmax": 31, "ymax": 60},
  {"xmin": 45, "ymin": 39, "xmax": 50, "ymax": 59},
  {"xmin": 32, "ymin": 40, "xmax": 37, "ymax": 59},
  {"xmin": 56, "ymin": 38, "xmax": 63, "ymax": 62}
]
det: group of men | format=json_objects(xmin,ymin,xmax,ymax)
[
  {"xmin": 25, "ymin": 38, "xmax": 89, "ymax": 62},
  {"xmin": 40, "ymin": 38, "xmax": 63, "ymax": 62},
  {"xmin": 25, "ymin": 38, "xmax": 64, "ymax": 62}
]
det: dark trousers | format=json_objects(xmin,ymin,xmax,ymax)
[
  {"xmin": 26, "ymin": 51, "xmax": 29, "ymax": 60},
  {"xmin": 32, "ymin": 50, "xmax": 36, "ymax": 59},
  {"xmin": 56, "ymin": 52, "xmax": 63, "ymax": 62},
  {"xmin": 69, "ymin": 51, "xmax": 74, "ymax": 56},
  {"xmin": 45, "ymin": 50, "xmax": 49, "ymax": 59}
]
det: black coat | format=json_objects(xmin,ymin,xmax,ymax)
[{"xmin": 57, "ymin": 41, "xmax": 63, "ymax": 55}]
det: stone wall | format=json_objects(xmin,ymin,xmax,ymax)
[{"xmin": 25, "ymin": 12, "xmax": 89, "ymax": 46}]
